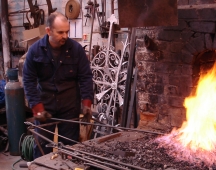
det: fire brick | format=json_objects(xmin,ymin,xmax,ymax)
[
  {"xmin": 178, "ymin": 0, "xmax": 189, "ymax": 6},
  {"xmin": 181, "ymin": 65, "xmax": 193, "ymax": 75},
  {"xmin": 197, "ymin": 7, "xmax": 216, "ymax": 20},
  {"xmin": 190, "ymin": 36, "xmax": 205, "ymax": 53},
  {"xmin": 156, "ymin": 30, "xmax": 181, "ymax": 41},
  {"xmin": 158, "ymin": 114, "xmax": 171, "ymax": 126},
  {"xmin": 189, "ymin": 0, "xmax": 216, "ymax": 5},
  {"xmin": 170, "ymin": 108, "xmax": 184, "ymax": 127},
  {"xmin": 168, "ymin": 97, "xmax": 184, "ymax": 107},
  {"xmin": 146, "ymin": 83, "xmax": 163, "ymax": 94},
  {"xmin": 183, "ymin": 42, "xmax": 197, "ymax": 55},
  {"xmin": 181, "ymin": 30, "xmax": 194, "ymax": 42},
  {"xmin": 146, "ymin": 73, "xmax": 163, "ymax": 83},
  {"xmin": 169, "ymin": 42, "xmax": 184, "ymax": 53},
  {"xmin": 205, "ymin": 34, "xmax": 213, "ymax": 49},
  {"xmin": 159, "ymin": 104, "xmax": 169, "ymax": 115},
  {"xmin": 190, "ymin": 21, "xmax": 215, "ymax": 33},
  {"xmin": 178, "ymin": 8, "xmax": 198, "ymax": 19},
  {"xmin": 161, "ymin": 52, "xmax": 181, "ymax": 63},
  {"xmin": 164, "ymin": 20, "xmax": 187, "ymax": 31},
  {"xmin": 181, "ymin": 49, "xmax": 193, "ymax": 64},
  {"xmin": 149, "ymin": 94, "xmax": 158, "ymax": 104},
  {"xmin": 164, "ymin": 85, "xmax": 179, "ymax": 96},
  {"xmin": 136, "ymin": 51, "xmax": 160, "ymax": 62},
  {"xmin": 167, "ymin": 64, "xmax": 182, "ymax": 75}
]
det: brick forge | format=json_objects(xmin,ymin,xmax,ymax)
[{"xmin": 135, "ymin": 1, "xmax": 216, "ymax": 132}]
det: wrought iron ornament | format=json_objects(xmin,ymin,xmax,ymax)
[{"xmin": 91, "ymin": 14, "xmax": 129, "ymax": 136}]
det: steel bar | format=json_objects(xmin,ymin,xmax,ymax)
[
  {"xmin": 126, "ymin": 66, "xmax": 138, "ymax": 128},
  {"xmin": 88, "ymin": 0, "xmax": 97, "ymax": 61},
  {"xmin": 36, "ymin": 117, "xmax": 80, "ymax": 128},
  {"xmin": 27, "ymin": 122, "xmax": 81, "ymax": 146},
  {"xmin": 26, "ymin": 122, "xmax": 146, "ymax": 170},
  {"xmin": 0, "ymin": 0, "xmax": 11, "ymax": 76},
  {"xmin": 121, "ymin": 28, "xmax": 136, "ymax": 127},
  {"xmin": 36, "ymin": 121, "xmax": 61, "ymax": 128},
  {"xmin": 50, "ymin": 118, "xmax": 164, "ymax": 135},
  {"xmin": 28, "ymin": 128, "xmax": 54, "ymax": 145},
  {"xmin": 133, "ymin": 91, "xmax": 138, "ymax": 128},
  {"xmin": 25, "ymin": 129, "xmax": 114, "ymax": 170},
  {"xmin": 84, "ymin": 158, "xmax": 127, "ymax": 170},
  {"xmin": 58, "ymin": 147, "xmax": 115, "ymax": 170},
  {"xmin": 26, "ymin": 122, "xmax": 120, "ymax": 154},
  {"xmin": 63, "ymin": 145, "xmax": 145, "ymax": 170},
  {"xmin": 92, "ymin": 117, "xmax": 123, "ymax": 132},
  {"xmin": 30, "ymin": 130, "xmax": 45, "ymax": 156}
]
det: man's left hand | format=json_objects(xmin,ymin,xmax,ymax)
[{"xmin": 81, "ymin": 105, "xmax": 92, "ymax": 125}]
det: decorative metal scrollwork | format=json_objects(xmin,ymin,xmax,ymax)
[{"xmin": 91, "ymin": 14, "xmax": 130, "ymax": 137}]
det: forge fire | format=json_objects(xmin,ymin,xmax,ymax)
[{"xmin": 155, "ymin": 62, "xmax": 216, "ymax": 167}]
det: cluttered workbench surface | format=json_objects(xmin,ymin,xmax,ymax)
[{"xmin": 28, "ymin": 131, "xmax": 154, "ymax": 170}]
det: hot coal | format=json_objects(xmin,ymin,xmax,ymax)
[{"xmin": 74, "ymin": 132, "xmax": 216, "ymax": 170}]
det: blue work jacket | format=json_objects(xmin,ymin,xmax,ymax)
[{"xmin": 23, "ymin": 35, "xmax": 93, "ymax": 115}]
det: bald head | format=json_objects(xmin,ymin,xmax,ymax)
[
  {"xmin": 45, "ymin": 11, "xmax": 70, "ymax": 48},
  {"xmin": 46, "ymin": 12, "xmax": 68, "ymax": 29}
]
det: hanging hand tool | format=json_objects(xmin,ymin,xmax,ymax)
[
  {"xmin": 9, "ymin": 0, "xmax": 56, "ymax": 29},
  {"xmin": 84, "ymin": 0, "xmax": 94, "ymax": 26}
]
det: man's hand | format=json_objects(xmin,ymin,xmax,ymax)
[
  {"xmin": 81, "ymin": 106, "xmax": 92, "ymax": 125},
  {"xmin": 34, "ymin": 111, "xmax": 52, "ymax": 122}
]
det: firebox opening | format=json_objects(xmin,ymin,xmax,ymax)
[{"xmin": 192, "ymin": 50, "xmax": 216, "ymax": 95}]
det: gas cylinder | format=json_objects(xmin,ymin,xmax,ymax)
[{"xmin": 5, "ymin": 68, "xmax": 26, "ymax": 156}]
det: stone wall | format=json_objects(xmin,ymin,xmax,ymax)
[{"xmin": 136, "ymin": 3, "xmax": 216, "ymax": 131}]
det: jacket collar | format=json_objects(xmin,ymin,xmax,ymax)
[{"xmin": 39, "ymin": 35, "xmax": 73, "ymax": 49}]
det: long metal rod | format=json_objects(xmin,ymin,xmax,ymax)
[
  {"xmin": 58, "ymin": 148, "xmax": 115, "ymax": 170},
  {"xmin": 63, "ymin": 145, "xmax": 145, "ymax": 170},
  {"xmin": 50, "ymin": 118, "xmax": 164, "ymax": 135},
  {"xmin": 26, "ymin": 122, "xmax": 119, "ymax": 153},
  {"xmin": 29, "ymin": 129, "xmax": 114, "ymax": 170},
  {"xmin": 92, "ymin": 117, "xmax": 123, "ymax": 132},
  {"xmin": 121, "ymin": 28, "xmax": 136, "ymax": 127},
  {"xmin": 26, "ymin": 122, "xmax": 81, "ymax": 146},
  {"xmin": 126, "ymin": 66, "xmax": 138, "ymax": 128},
  {"xmin": 27, "ymin": 123, "xmax": 146, "ymax": 170},
  {"xmin": 88, "ymin": 0, "xmax": 97, "ymax": 61},
  {"xmin": 31, "ymin": 131, "xmax": 45, "ymax": 156},
  {"xmin": 84, "ymin": 158, "xmax": 127, "ymax": 170},
  {"xmin": 36, "ymin": 117, "xmax": 80, "ymax": 128}
]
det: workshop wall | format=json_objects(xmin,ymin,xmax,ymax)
[
  {"xmin": 8, "ymin": 0, "xmax": 124, "ymax": 62},
  {"xmin": 136, "ymin": 2, "xmax": 216, "ymax": 132}
]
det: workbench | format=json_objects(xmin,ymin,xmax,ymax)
[
  {"xmin": 28, "ymin": 152, "xmax": 85, "ymax": 170},
  {"xmin": 28, "ymin": 131, "xmax": 150, "ymax": 170}
]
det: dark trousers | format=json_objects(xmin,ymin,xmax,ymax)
[{"xmin": 33, "ymin": 112, "xmax": 80, "ymax": 159}]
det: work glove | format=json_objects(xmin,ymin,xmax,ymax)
[
  {"xmin": 81, "ymin": 99, "xmax": 92, "ymax": 125},
  {"xmin": 32, "ymin": 103, "xmax": 52, "ymax": 122},
  {"xmin": 82, "ymin": 106, "xmax": 92, "ymax": 124},
  {"xmin": 34, "ymin": 111, "xmax": 52, "ymax": 122}
]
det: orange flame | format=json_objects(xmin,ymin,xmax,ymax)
[
  {"xmin": 179, "ymin": 62, "xmax": 216, "ymax": 151},
  {"xmin": 155, "ymin": 62, "xmax": 216, "ymax": 165}
]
